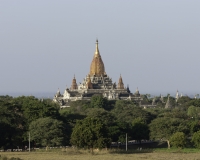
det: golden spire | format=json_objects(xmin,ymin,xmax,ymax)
[
  {"xmin": 89, "ymin": 39, "xmax": 105, "ymax": 76},
  {"xmin": 117, "ymin": 74, "xmax": 124, "ymax": 89},
  {"xmin": 95, "ymin": 39, "xmax": 100, "ymax": 56}
]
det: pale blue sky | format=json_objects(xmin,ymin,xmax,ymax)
[{"xmin": 0, "ymin": 0, "xmax": 200, "ymax": 97}]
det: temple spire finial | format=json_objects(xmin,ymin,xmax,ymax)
[{"xmin": 95, "ymin": 39, "xmax": 100, "ymax": 55}]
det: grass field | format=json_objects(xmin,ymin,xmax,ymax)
[{"xmin": 1, "ymin": 148, "xmax": 200, "ymax": 160}]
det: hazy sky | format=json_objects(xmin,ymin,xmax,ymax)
[{"xmin": 0, "ymin": 0, "xmax": 200, "ymax": 97}]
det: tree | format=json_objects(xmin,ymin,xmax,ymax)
[
  {"xmin": 149, "ymin": 117, "xmax": 189, "ymax": 148},
  {"xmin": 59, "ymin": 110, "xmax": 86, "ymax": 145},
  {"xmin": 177, "ymin": 96, "xmax": 191, "ymax": 106},
  {"xmin": 191, "ymin": 131, "xmax": 200, "ymax": 148},
  {"xmin": 170, "ymin": 132, "xmax": 186, "ymax": 148},
  {"xmin": 29, "ymin": 117, "xmax": 64, "ymax": 150},
  {"xmin": 188, "ymin": 120, "xmax": 200, "ymax": 135},
  {"xmin": 131, "ymin": 118, "xmax": 149, "ymax": 143},
  {"xmin": 90, "ymin": 95, "xmax": 108, "ymax": 109},
  {"xmin": 69, "ymin": 100, "xmax": 91, "ymax": 113},
  {"xmin": 187, "ymin": 106, "xmax": 200, "ymax": 119},
  {"xmin": 115, "ymin": 121, "xmax": 131, "ymax": 142},
  {"xmin": 70, "ymin": 117, "xmax": 111, "ymax": 151},
  {"xmin": 0, "ymin": 97, "xmax": 24, "ymax": 149},
  {"xmin": 112, "ymin": 101, "xmax": 152, "ymax": 123},
  {"xmin": 188, "ymin": 99, "xmax": 200, "ymax": 108},
  {"xmin": 86, "ymin": 108, "xmax": 120, "ymax": 142},
  {"xmin": 161, "ymin": 109, "xmax": 188, "ymax": 119},
  {"xmin": 87, "ymin": 108, "xmax": 115, "ymax": 126},
  {"xmin": 15, "ymin": 96, "xmax": 60, "ymax": 125},
  {"xmin": 13, "ymin": 96, "xmax": 60, "ymax": 144}
]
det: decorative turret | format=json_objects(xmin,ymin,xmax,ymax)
[
  {"xmin": 134, "ymin": 87, "xmax": 140, "ymax": 96},
  {"xmin": 55, "ymin": 88, "xmax": 61, "ymax": 97},
  {"xmin": 89, "ymin": 39, "xmax": 105, "ymax": 76},
  {"xmin": 70, "ymin": 75, "xmax": 78, "ymax": 90},
  {"xmin": 86, "ymin": 75, "xmax": 93, "ymax": 89},
  {"xmin": 117, "ymin": 74, "xmax": 124, "ymax": 89}
]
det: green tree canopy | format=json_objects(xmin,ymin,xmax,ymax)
[
  {"xmin": 87, "ymin": 108, "xmax": 115, "ymax": 125},
  {"xmin": 14, "ymin": 96, "xmax": 60, "ymax": 125},
  {"xmin": 188, "ymin": 99, "xmax": 200, "ymax": 108},
  {"xmin": 29, "ymin": 117, "xmax": 64, "ymax": 150},
  {"xmin": 149, "ymin": 117, "xmax": 189, "ymax": 148},
  {"xmin": 187, "ymin": 106, "xmax": 200, "ymax": 120},
  {"xmin": 90, "ymin": 95, "xmax": 108, "ymax": 109},
  {"xmin": 70, "ymin": 117, "xmax": 111, "ymax": 151},
  {"xmin": 86, "ymin": 108, "xmax": 121, "ymax": 142},
  {"xmin": 131, "ymin": 118, "xmax": 149, "ymax": 143},
  {"xmin": 177, "ymin": 96, "xmax": 191, "ymax": 106},
  {"xmin": 188, "ymin": 120, "xmax": 200, "ymax": 135},
  {"xmin": 191, "ymin": 131, "xmax": 200, "ymax": 148},
  {"xmin": 69, "ymin": 100, "xmax": 91, "ymax": 113},
  {"xmin": 170, "ymin": 132, "xmax": 186, "ymax": 148},
  {"xmin": 59, "ymin": 110, "xmax": 86, "ymax": 145},
  {"xmin": 159, "ymin": 109, "xmax": 188, "ymax": 119},
  {"xmin": 112, "ymin": 101, "xmax": 152, "ymax": 124},
  {"xmin": 0, "ymin": 97, "xmax": 24, "ymax": 149}
]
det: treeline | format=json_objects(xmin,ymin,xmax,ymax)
[{"xmin": 1, "ymin": 95, "xmax": 200, "ymax": 150}]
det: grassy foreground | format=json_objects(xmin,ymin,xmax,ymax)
[{"xmin": 1, "ymin": 148, "xmax": 200, "ymax": 160}]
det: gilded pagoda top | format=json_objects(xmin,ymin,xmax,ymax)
[{"xmin": 89, "ymin": 39, "xmax": 105, "ymax": 76}]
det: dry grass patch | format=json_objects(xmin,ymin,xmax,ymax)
[{"xmin": 1, "ymin": 148, "xmax": 200, "ymax": 160}]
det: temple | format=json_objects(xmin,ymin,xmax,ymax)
[{"xmin": 53, "ymin": 40, "xmax": 142, "ymax": 106}]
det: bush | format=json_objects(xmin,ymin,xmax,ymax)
[
  {"xmin": 170, "ymin": 132, "xmax": 186, "ymax": 148},
  {"xmin": 191, "ymin": 131, "xmax": 200, "ymax": 148}
]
